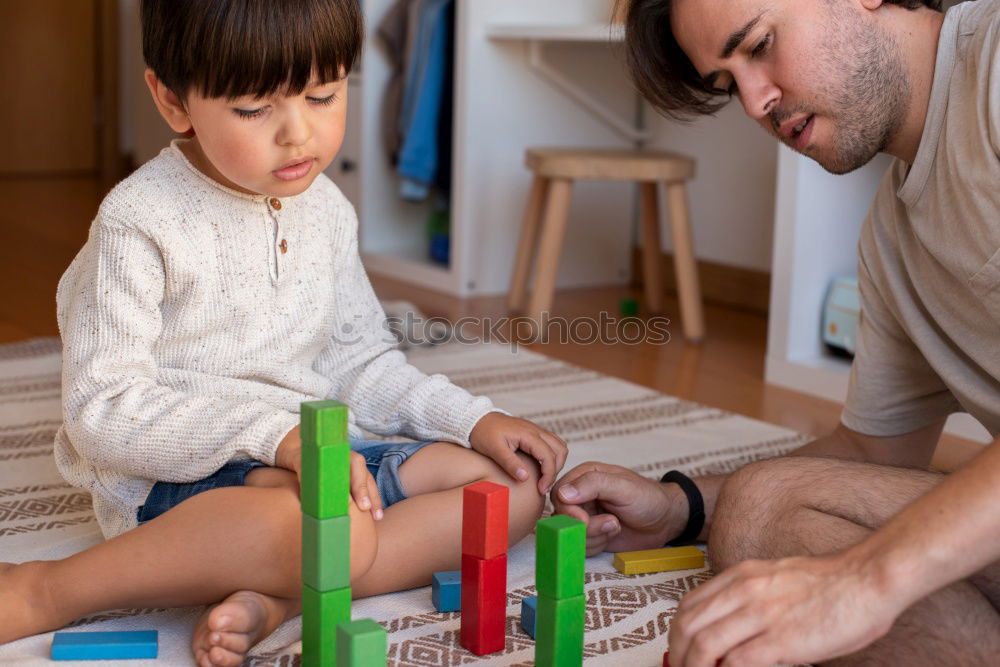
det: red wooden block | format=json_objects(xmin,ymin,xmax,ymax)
[
  {"xmin": 663, "ymin": 650, "xmax": 670, "ymax": 667},
  {"xmin": 459, "ymin": 553, "xmax": 507, "ymax": 655},
  {"xmin": 462, "ymin": 481, "xmax": 509, "ymax": 559}
]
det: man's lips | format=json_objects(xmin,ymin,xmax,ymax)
[{"xmin": 273, "ymin": 158, "xmax": 314, "ymax": 181}]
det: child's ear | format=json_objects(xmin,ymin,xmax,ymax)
[{"xmin": 144, "ymin": 68, "xmax": 192, "ymax": 134}]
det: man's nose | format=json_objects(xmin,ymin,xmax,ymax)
[{"xmin": 737, "ymin": 73, "xmax": 780, "ymax": 123}]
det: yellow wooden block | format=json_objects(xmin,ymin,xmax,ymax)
[{"xmin": 612, "ymin": 546, "xmax": 705, "ymax": 575}]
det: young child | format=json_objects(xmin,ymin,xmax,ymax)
[{"xmin": 0, "ymin": 1, "xmax": 568, "ymax": 664}]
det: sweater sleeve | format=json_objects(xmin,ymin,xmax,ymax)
[
  {"xmin": 57, "ymin": 213, "xmax": 299, "ymax": 483},
  {"xmin": 311, "ymin": 202, "xmax": 499, "ymax": 446}
]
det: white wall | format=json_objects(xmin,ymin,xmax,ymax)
[{"xmin": 647, "ymin": 105, "xmax": 778, "ymax": 272}]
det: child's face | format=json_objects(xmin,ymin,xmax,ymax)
[{"xmin": 150, "ymin": 72, "xmax": 348, "ymax": 197}]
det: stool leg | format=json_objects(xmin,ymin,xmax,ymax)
[
  {"xmin": 525, "ymin": 178, "xmax": 574, "ymax": 323},
  {"xmin": 507, "ymin": 176, "xmax": 550, "ymax": 313},
  {"xmin": 640, "ymin": 182, "xmax": 665, "ymax": 314},
  {"xmin": 665, "ymin": 181, "xmax": 705, "ymax": 342}
]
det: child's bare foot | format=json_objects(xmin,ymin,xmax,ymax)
[
  {"xmin": 192, "ymin": 590, "xmax": 299, "ymax": 667},
  {"xmin": 0, "ymin": 561, "xmax": 62, "ymax": 644}
]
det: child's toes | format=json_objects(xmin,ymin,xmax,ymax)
[
  {"xmin": 207, "ymin": 644, "xmax": 245, "ymax": 666},
  {"xmin": 211, "ymin": 629, "xmax": 254, "ymax": 655}
]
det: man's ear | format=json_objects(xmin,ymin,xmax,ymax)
[{"xmin": 144, "ymin": 68, "xmax": 192, "ymax": 134}]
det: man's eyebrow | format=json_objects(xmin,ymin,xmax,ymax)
[{"xmin": 700, "ymin": 13, "xmax": 765, "ymax": 90}]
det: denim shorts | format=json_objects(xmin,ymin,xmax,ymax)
[{"xmin": 136, "ymin": 438, "xmax": 434, "ymax": 525}]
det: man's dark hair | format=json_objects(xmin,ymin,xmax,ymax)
[
  {"xmin": 618, "ymin": 0, "xmax": 942, "ymax": 120},
  {"xmin": 141, "ymin": 0, "xmax": 363, "ymax": 100}
]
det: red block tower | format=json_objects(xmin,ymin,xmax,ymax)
[{"xmin": 460, "ymin": 481, "xmax": 509, "ymax": 655}]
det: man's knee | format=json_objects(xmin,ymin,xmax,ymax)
[{"xmin": 710, "ymin": 457, "xmax": 817, "ymax": 569}]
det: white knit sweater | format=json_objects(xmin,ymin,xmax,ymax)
[{"xmin": 55, "ymin": 141, "xmax": 497, "ymax": 539}]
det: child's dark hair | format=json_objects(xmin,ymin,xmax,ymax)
[
  {"xmin": 141, "ymin": 0, "xmax": 363, "ymax": 100},
  {"xmin": 618, "ymin": 0, "xmax": 942, "ymax": 121}
]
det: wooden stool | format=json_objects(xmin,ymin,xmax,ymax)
[{"xmin": 507, "ymin": 147, "xmax": 705, "ymax": 342}]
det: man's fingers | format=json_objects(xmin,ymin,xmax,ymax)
[
  {"xmin": 555, "ymin": 469, "xmax": 634, "ymax": 508},
  {"xmin": 349, "ymin": 452, "xmax": 372, "ymax": 511}
]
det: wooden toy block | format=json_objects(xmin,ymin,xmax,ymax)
[
  {"xmin": 612, "ymin": 545, "xmax": 705, "ymax": 575},
  {"xmin": 431, "ymin": 570, "xmax": 461, "ymax": 613},
  {"xmin": 51, "ymin": 630, "xmax": 158, "ymax": 661},
  {"xmin": 336, "ymin": 618, "xmax": 387, "ymax": 666},
  {"xmin": 302, "ymin": 513, "xmax": 350, "ymax": 591},
  {"xmin": 535, "ymin": 515, "xmax": 586, "ymax": 599},
  {"xmin": 460, "ymin": 552, "xmax": 507, "ymax": 655},
  {"xmin": 663, "ymin": 650, "xmax": 670, "ymax": 666},
  {"xmin": 461, "ymin": 481, "xmax": 509, "ymax": 560},
  {"xmin": 300, "ymin": 400, "xmax": 351, "ymax": 519},
  {"xmin": 520, "ymin": 595, "xmax": 538, "ymax": 639},
  {"xmin": 302, "ymin": 584, "xmax": 351, "ymax": 667},
  {"xmin": 535, "ymin": 593, "xmax": 585, "ymax": 667},
  {"xmin": 300, "ymin": 399, "xmax": 350, "ymax": 448}
]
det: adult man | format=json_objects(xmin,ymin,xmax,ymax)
[{"xmin": 552, "ymin": 0, "xmax": 1000, "ymax": 664}]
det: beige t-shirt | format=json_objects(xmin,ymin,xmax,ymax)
[{"xmin": 842, "ymin": 0, "xmax": 1000, "ymax": 437}]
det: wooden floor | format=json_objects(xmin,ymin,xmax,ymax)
[{"xmin": 0, "ymin": 176, "xmax": 981, "ymax": 471}]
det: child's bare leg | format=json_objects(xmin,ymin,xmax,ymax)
[
  {"xmin": 353, "ymin": 443, "xmax": 544, "ymax": 598},
  {"xmin": 0, "ymin": 468, "xmax": 376, "ymax": 665}
]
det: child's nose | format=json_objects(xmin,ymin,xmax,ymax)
[{"xmin": 277, "ymin": 112, "xmax": 311, "ymax": 147}]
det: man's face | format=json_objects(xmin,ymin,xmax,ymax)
[{"xmin": 671, "ymin": 0, "xmax": 911, "ymax": 174}]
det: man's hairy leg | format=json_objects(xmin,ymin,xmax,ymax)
[{"xmin": 708, "ymin": 456, "xmax": 1000, "ymax": 665}]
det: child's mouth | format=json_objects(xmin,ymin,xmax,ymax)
[{"xmin": 273, "ymin": 158, "xmax": 314, "ymax": 181}]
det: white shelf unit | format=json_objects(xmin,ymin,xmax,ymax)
[
  {"xmin": 342, "ymin": 0, "xmax": 638, "ymax": 296},
  {"xmin": 766, "ymin": 146, "xmax": 991, "ymax": 443}
]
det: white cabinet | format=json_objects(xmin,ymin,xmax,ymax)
[{"xmin": 330, "ymin": 0, "xmax": 636, "ymax": 296}]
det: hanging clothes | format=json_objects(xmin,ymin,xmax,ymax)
[{"xmin": 390, "ymin": 0, "xmax": 454, "ymax": 202}]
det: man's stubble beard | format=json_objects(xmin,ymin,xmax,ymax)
[{"xmin": 814, "ymin": 6, "xmax": 911, "ymax": 174}]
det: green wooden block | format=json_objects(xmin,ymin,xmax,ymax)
[
  {"xmin": 535, "ymin": 593, "xmax": 585, "ymax": 667},
  {"xmin": 301, "ymin": 584, "xmax": 351, "ymax": 667},
  {"xmin": 535, "ymin": 515, "xmax": 586, "ymax": 599},
  {"xmin": 336, "ymin": 618, "xmax": 387, "ymax": 666},
  {"xmin": 300, "ymin": 401, "xmax": 351, "ymax": 519},
  {"xmin": 302, "ymin": 513, "xmax": 351, "ymax": 591},
  {"xmin": 301, "ymin": 400, "xmax": 350, "ymax": 448}
]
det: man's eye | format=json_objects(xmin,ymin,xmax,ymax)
[{"xmin": 751, "ymin": 34, "xmax": 771, "ymax": 58}]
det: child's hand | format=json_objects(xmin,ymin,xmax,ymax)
[
  {"xmin": 469, "ymin": 413, "xmax": 568, "ymax": 495},
  {"xmin": 275, "ymin": 425, "xmax": 302, "ymax": 478},
  {"xmin": 349, "ymin": 451, "xmax": 384, "ymax": 521}
]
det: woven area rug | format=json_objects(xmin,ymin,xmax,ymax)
[{"xmin": 0, "ymin": 338, "xmax": 811, "ymax": 666}]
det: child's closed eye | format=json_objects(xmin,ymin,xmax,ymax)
[{"xmin": 308, "ymin": 93, "xmax": 339, "ymax": 107}]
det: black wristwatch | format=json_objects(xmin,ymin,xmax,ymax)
[{"xmin": 660, "ymin": 470, "xmax": 705, "ymax": 546}]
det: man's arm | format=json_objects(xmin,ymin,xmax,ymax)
[
  {"xmin": 666, "ymin": 431, "xmax": 1000, "ymax": 666},
  {"xmin": 551, "ymin": 419, "xmax": 945, "ymax": 553}
]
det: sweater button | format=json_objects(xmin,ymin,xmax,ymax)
[
  {"xmin": 279, "ymin": 239, "xmax": 288, "ymax": 254},
  {"xmin": 269, "ymin": 197, "xmax": 282, "ymax": 210}
]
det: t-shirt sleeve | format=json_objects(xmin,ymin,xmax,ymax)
[{"xmin": 840, "ymin": 239, "xmax": 960, "ymax": 436}]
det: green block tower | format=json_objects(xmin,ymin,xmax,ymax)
[
  {"xmin": 534, "ymin": 515, "xmax": 587, "ymax": 666},
  {"xmin": 300, "ymin": 400, "xmax": 352, "ymax": 667}
]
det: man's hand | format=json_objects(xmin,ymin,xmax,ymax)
[
  {"xmin": 667, "ymin": 552, "xmax": 900, "ymax": 666},
  {"xmin": 469, "ymin": 413, "xmax": 568, "ymax": 495},
  {"xmin": 274, "ymin": 425, "xmax": 383, "ymax": 520},
  {"xmin": 551, "ymin": 462, "xmax": 688, "ymax": 556}
]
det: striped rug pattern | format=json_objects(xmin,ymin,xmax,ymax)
[{"xmin": 0, "ymin": 339, "xmax": 809, "ymax": 666}]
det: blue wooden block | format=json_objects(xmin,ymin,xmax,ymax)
[
  {"xmin": 52, "ymin": 630, "xmax": 158, "ymax": 660},
  {"xmin": 432, "ymin": 570, "xmax": 461, "ymax": 612},
  {"xmin": 521, "ymin": 595, "xmax": 538, "ymax": 639}
]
